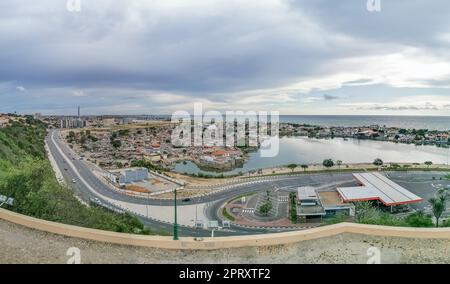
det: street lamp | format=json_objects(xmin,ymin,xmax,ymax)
[{"xmin": 173, "ymin": 187, "xmax": 179, "ymax": 240}]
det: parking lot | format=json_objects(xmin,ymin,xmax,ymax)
[{"xmin": 387, "ymin": 171, "xmax": 450, "ymax": 213}]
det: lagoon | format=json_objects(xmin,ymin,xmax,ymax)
[{"xmin": 173, "ymin": 137, "xmax": 450, "ymax": 176}]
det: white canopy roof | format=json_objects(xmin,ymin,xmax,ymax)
[{"xmin": 337, "ymin": 172, "xmax": 423, "ymax": 206}]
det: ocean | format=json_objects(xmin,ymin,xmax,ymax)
[
  {"xmin": 279, "ymin": 115, "xmax": 450, "ymax": 131},
  {"xmin": 152, "ymin": 114, "xmax": 450, "ymax": 131}
]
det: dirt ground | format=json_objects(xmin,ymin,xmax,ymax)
[{"xmin": 1, "ymin": 219, "xmax": 449, "ymax": 264}]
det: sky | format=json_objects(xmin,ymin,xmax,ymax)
[{"xmin": 1, "ymin": 0, "xmax": 450, "ymax": 116}]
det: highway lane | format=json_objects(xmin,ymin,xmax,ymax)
[
  {"xmin": 46, "ymin": 129, "xmax": 276, "ymax": 236},
  {"xmin": 48, "ymin": 129, "xmax": 355, "ymax": 206},
  {"xmin": 46, "ymin": 130, "xmax": 214, "ymax": 236},
  {"xmin": 46, "ymin": 129, "xmax": 357, "ymax": 235}
]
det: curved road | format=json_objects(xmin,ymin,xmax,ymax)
[{"xmin": 46, "ymin": 129, "xmax": 356, "ymax": 236}]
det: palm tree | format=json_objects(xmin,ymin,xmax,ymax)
[
  {"xmin": 425, "ymin": 161, "xmax": 433, "ymax": 168},
  {"xmin": 429, "ymin": 190, "xmax": 448, "ymax": 227},
  {"xmin": 336, "ymin": 160, "xmax": 343, "ymax": 169}
]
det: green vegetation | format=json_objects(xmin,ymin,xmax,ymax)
[
  {"xmin": 373, "ymin": 158, "xmax": 383, "ymax": 166},
  {"xmin": 0, "ymin": 118, "xmax": 159, "ymax": 235},
  {"xmin": 322, "ymin": 159, "xmax": 334, "ymax": 169},
  {"xmin": 258, "ymin": 190, "xmax": 273, "ymax": 216},
  {"xmin": 131, "ymin": 159, "xmax": 167, "ymax": 172},
  {"xmin": 259, "ymin": 202, "xmax": 272, "ymax": 215},
  {"xmin": 355, "ymin": 202, "xmax": 404, "ymax": 226},
  {"xmin": 111, "ymin": 139, "xmax": 122, "ymax": 148},
  {"xmin": 287, "ymin": 164, "xmax": 297, "ymax": 172},
  {"xmin": 289, "ymin": 192, "xmax": 298, "ymax": 223},
  {"xmin": 300, "ymin": 164, "xmax": 308, "ymax": 172},
  {"xmin": 429, "ymin": 190, "xmax": 448, "ymax": 227},
  {"xmin": 404, "ymin": 211, "xmax": 433, "ymax": 228},
  {"xmin": 354, "ymin": 202, "xmax": 434, "ymax": 228},
  {"xmin": 183, "ymin": 171, "xmax": 242, "ymax": 179},
  {"xmin": 117, "ymin": 129, "xmax": 130, "ymax": 136},
  {"xmin": 425, "ymin": 161, "xmax": 433, "ymax": 168},
  {"xmin": 66, "ymin": 131, "xmax": 76, "ymax": 144},
  {"xmin": 222, "ymin": 207, "xmax": 235, "ymax": 221},
  {"xmin": 324, "ymin": 213, "xmax": 349, "ymax": 225}
]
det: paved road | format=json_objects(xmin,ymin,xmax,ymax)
[
  {"xmin": 47, "ymin": 129, "xmax": 314, "ymax": 236},
  {"xmin": 46, "ymin": 130, "xmax": 235, "ymax": 237},
  {"xmin": 49, "ymin": 129, "xmax": 445, "ymax": 235}
]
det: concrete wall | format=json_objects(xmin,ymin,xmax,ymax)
[{"xmin": 1, "ymin": 208, "xmax": 450, "ymax": 250}]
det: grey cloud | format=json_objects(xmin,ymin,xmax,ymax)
[
  {"xmin": 290, "ymin": 0, "xmax": 450, "ymax": 48},
  {"xmin": 1, "ymin": 0, "xmax": 450, "ymax": 114},
  {"xmin": 323, "ymin": 94, "xmax": 339, "ymax": 101},
  {"xmin": 342, "ymin": 79, "xmax": 374, "ymax": 86},
  {"xmin": 355, "ymin": 104, "xmax": 446, "ymax": 111}
]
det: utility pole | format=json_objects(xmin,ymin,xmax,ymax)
[
  {"xmin": 146, "ymin": 193, "xmax": 149, "ymax": 219},
  {"xmin": 173, "ymin": 187, "xmax": 179, "ymax": 240},
  {"xmin": 195, "ymin": 204, "xmax": 198, "ymax": 223}
]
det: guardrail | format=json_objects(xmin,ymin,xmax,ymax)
[{"xmin": 2, "ymin": 208, "xmax": 450, "ymax": 250}]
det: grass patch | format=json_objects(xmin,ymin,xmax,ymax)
[
  {"xmin": 0, "ymin": 117, "xmax": 160, "ymax": 235},
  {"xmin": 222, "ymin": 207, "xmax": 235, "ymax": 221}
]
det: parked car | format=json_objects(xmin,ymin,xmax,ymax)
[{"xmin": 182, "ymin": 198, "xmax": 191, "ymax": 202}]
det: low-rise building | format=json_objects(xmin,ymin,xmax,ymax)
[
  {"xmin": 296, "ymin": 187, "xmax": 354, "ymax": 221},
  {"xmin": 107, "ymin": 167, "xmax": 149, "ymax": 185}
]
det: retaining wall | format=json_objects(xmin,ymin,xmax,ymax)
[{"xmin": 2, "ymin": 208, "xmax": 450, "ymax": 250}]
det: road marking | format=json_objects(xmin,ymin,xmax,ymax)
[
  {"xmin": 50, "ymin": 131, "xmax": 108, "ymax": 201},
  {"xmin": 278, "ymin": 196, "xmax": 289, "ymax": 202}
]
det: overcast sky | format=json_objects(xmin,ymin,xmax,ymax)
[{"xmin": 1, "ymin": 0, "xmax": 450, "ymax": 115}]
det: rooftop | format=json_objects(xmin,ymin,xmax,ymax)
[
  {"xmin": 317, "ymin": 191, "xmax": 347, "ymax": 207},
  {"xmin": 297, "ymin": 186, "xmax": 318, "ymax": 201},
  {"xmin": 337, "ymin": 172, "xmax": 423, "ymax": 206}
]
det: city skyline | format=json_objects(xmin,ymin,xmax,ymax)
[{"xmin": 1, "ymin": 1, "xmax": 450, "ymax": 115}]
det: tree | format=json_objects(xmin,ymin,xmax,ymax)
[
  {"xmin": 259, "ymin": 202, "xmax": 272, "ymax": 216},
  {"xmin": 355, "ymin": 202, "xmax": 377, "ymax": 223},
  {"xmin": 373, "ymin": 158, "xmax": 383, "ymax": 166},
  {"xmin": 429, "ymin": 190, "xmax": 448, "ymax": 227},
  {"xmin": 111, "ymin": 140, "xmax": 122, "ymax": 148},
  {"xmin": 336, "ymin": 160, "xmax": 343, "ymax": 169},
  {"xmin": 424, "ymin": 161, "xmax": 433, "ymax": 168},
  {"xmin": 301, "ymin": 164, "xmax": 309, "ymax": 172},
  {"xmin": 322, "ymin": 159, "xmax": 334, "ymax": 169},
  {"xmin": 287, "ymin": 164, "xmax": 297, "ymax": 172},
  {"xmin": 405, "ymin": 211, "xmax": 433, "ymax": 227},
  {"xmin": 110, "ymin": 132, "xmax": 117, "ymax": 141}
]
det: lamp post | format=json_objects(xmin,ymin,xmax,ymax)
[{"xmin": 173, "ymin": 187, "xmax": 179, "ymax": 240}]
